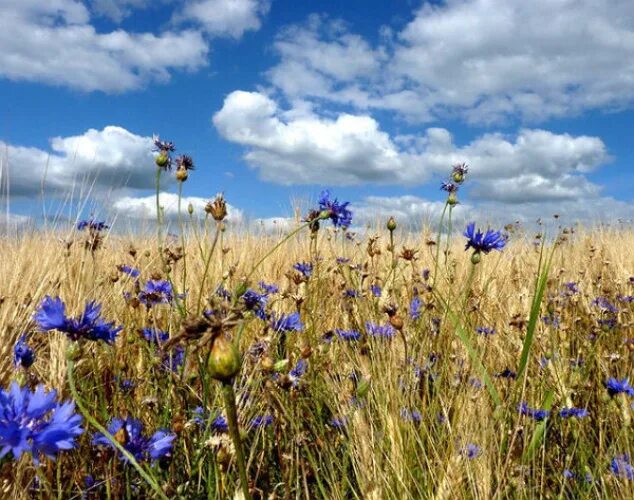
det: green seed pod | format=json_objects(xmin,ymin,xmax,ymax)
[
  {"xmin": 273, "ymin": 359, "xmax": 290, "ymax": 373},
  {"xmin": 387, "ymin": 216, "xmax": 397, "ymax": 232},
  {"xmin": 452, "ymin": 172, "xmax": 464, "ymax": 183},
  {"xmin": 447, "ymin": 192, "xmax": 458, "ymax": 206},
  {"xmin": 187, "ymin": 203, "xmax": 194, "ymax": 215},
  {"xmin": 208, "ymin": 335, "xmax": 241, "ymax": 383},
  {"xmin": 470, "ymin": 251, "xmax": 482, "ymax": 265}
]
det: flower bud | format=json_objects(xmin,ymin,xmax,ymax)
[
  {"xmin": 206, "ymin": 194, "xmax": 227, "ymax": 221},
  {"xmin": 356, "ymin": 379, "xmax": 371, "ymax": 399},
  {"xmin": 470, "ymin": 251, "xmax": 481, "ymax": 265},
  {"xmin": 447, "ymin": 192, "xmax": 458, "ymax": 206},
  {"xmin": 155, "ymin": 152, "xmax": 169, "ymax": 168},
  {"xmin": 175, "ymin": 166, "xmax": 188, "ymax": 182},
  {"xmin": 273, "ymin": 359, "xmax": 289, "ymax": 373},
  {"xmin": 452, "ymin": 172, "xmax": 464, "ymax": 183},
  {"xmin": 208, "ymin": 335, "xmax": 241, "ymax": 383},
  {"xmin": 187, "ymin": 203, "xmax": 194, "ymax": 215},
  {"xmin": 387, "ymin": 216, "xmax": 397, "ymax": 232}
]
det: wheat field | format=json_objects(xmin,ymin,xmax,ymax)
[{"xmin": 1, "ymin": 198, "xmax": 633, "ymax": 499}]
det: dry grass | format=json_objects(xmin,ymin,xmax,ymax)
[{"xmin": 1, "ymin": 218, "xmax": 633, "ymax": 498}]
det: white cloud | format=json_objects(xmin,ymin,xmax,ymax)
[
  {"xmin": 0, "ymin": 0, "xmax": 208, "ymax": 92},
  {"xmin": 89, "ymin": 0, "xmax": 152, "ymax": 22},
  {"xmin": 175, "ymin": 0, "xmax": 270, "ymax": 38},
  {"xmin": 265, "ymin": 1, "xmax": 634, "ymax": 124},
  {"xmin": 112, "ymin": 192, "xmax": 244, "ymax": 224},
  {"xmin": 213, "ymin": 91, "xmax": 610, "ymax": 202},
  {"xmin": 1, "ymin": 126, "xmax": 160, "ymax": 197}
]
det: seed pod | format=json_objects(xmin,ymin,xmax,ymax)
[{"xmin": 207, "ymin": 335, "xmax": 241, "ymax": 382}]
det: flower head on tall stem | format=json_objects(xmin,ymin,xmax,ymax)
[
  {"xmin": 153, "ymin": 135, "xmax": 175, "ymax": 170},
  {"xmin": 317, "ymin": 190, "xmax": 353, "ymax": 228}
]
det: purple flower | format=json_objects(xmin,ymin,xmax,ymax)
[
  {"xmin": 142, "ymin": 328, "xmax": 169, "ymax": 344},
  {"xmin": 440, "ymin": 182, "xmax": 459, "ymax": 193},
  {"xmin": 92, "ymin": 417, "xmax": 174, "ymax": 463},
  {"xmin": 562, "ymin": 282, "xmax": 579, "ymax": 295},
  {"xmin": 610, "ymin": 454, "xmax": 634, "ymax": 480},
  {"xmin": 270, "ymin": 312, "xmax": 303, "ymax": 333},
  {"xmin": 591, "ymin": 296, "xmax": 618, "ymax": 313},
  {"xmin": 400, "ymin": 408, "xmax": 421, "ymax": 424},
  {"xmin": 464, "ymin": 222, "xmax": 507, "ymax": 254},
  {"xmin": 210, "ymin": 415, "xmax": 228, "ymax": 434},
  {"xmin": 34, "ymin": 296, "xmax": 121, "ymax": 344},
  {"xmin": 250, "ymin": 415, "xmax": 273, "ymax": 429},
  {"xmin": 410, "ymin": 296, "xmax": 422, "ymax": 320},
  {"xmin": 365, "ymin": 322, "xmax": 396, "ymax": 339},
  {"xmin": 370, "ymin": 284, "xmax": 382, "ymax": 297},
  {"xmin": 495, "ymin": 368, "xmax": 517, "ymax": 379},
  {"xmin": 0, "ymin": 383, "xmax": 83, "ymax": 462},
  {"xmin": 518, "ymin": 402, "xmax": 550, "ymax": 421},
  {"xmin": 293, "ymin": 262, "xmax": 313, "ymax": 278},
  {"xmin": 289, "ymin": 359, "xmax": 307, "ymax": 386},
  {"xmin": 258, "ymin": 281, "xmax": 279, "ymax": 294},
  {"xmin": 241, "ymin": 289, "xmax": 268, "ymax": 319},
  {"xmin": 559, "ymin": 407, "xmax": 589, "ymax": 419},
  {"xmin": 462, "ymin": 443, "xmax": 480, "ymax": 459},
  {"xmin": 329, "ymin": 417, "xmax": 347, "ymax": 430},
  {"xmin": 118, "ymin": 265, "xmax": 140, "ymax": 278},
  {"xmin": 139, "ymin": 280, "xmax": 173, "ymax": 306},
  {"xmin": 335, "ymin": 329, "xmax": 361, "ymax": 341},
  {"xmin": 344, "ymin": 289, "xmax": 359, "ymax": 298},
  {"xmin": 605, "ymin": 377, "xmax": 634, "ymax": 396},
  {"xmin": 13, "ymin": 335, "xmax": 35, "ymax": 369},
  {"xmin": 476, "ymin": 326, "xmax": 495, "ymax": 336},
  {"xmin": 77, "ymin": 219, "xmax": 108, "ymax": 232},
  {"xmin": 318, "ymin": 190, "xmax": 353, "ymax": 228}
]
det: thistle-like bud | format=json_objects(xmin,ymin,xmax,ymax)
[
  {"xmin": 452, "ymin": 172, "xmax": 464, "ymax": 183},
  {"xmin": 175, "ymin": 166, "xmax": 188, "ymax": 182},
  {"xmin": 207, "ymin": 335, "xmax": 241, "ymax": 383},
  {"xmin": 155, "ymin": 152, "xmax": 169, "ymax": 168},
  {"xmin": 187, "ymin": 203, "xmax": 194, "ymax": 215},
  {"xmin": 470, "ymin": 251, "xmax": 481, "ymax": 265},
  {"xmin": 206, "ymin": 194, "xmax": 227, "ymax": 221},
  {"xmin": 387, "ymin": 216, "xmax": 397, "ymax": 232},
  {"xmin": 447, "ymin": 192, "xmax": 458, "ymax": 206}
]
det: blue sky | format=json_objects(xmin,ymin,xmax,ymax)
[{"xmin": 1, "ymin": 0, "xmax": 633, "ymax": 230}]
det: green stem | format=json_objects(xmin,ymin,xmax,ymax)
[
  {"xmin": 196, "ymin": 223, "xmax": 222, "ymax": 315},
  {"xmin": 221, "ymin": 382, "xmax": 252, "ymax": 500},
  {"xmin": 178, "ymin": 181, "xmax": 188, "ymax": 311},
  {"xmin": 432, "ymin": 201, "xmax": 449, "ymax": 287},
  {"xmin": 67, "ymin": 360, "xmax": 168, "ymax": 500}
]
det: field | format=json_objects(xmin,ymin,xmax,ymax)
[{"xmin": 1, "ymin": 179, "xmax": 634, "ymax": 499}]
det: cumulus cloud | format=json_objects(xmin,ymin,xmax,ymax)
[
  {"xmin": 111, "ymin": 192, "xmax": 244, "ymax": 223},
  {"xmin": 1, "ymin": 126, "xmax": 161, "ymax": 197},
  {"xmin": 90, "ymin": 0, "xmax": 152, "ymax": 22},
  {"xmin": 265, "ymin": 1, "xmax": 634, "ymax": 124},
  {"xmin": 0, "ymin": 0, "xmax": 208, "ymax": 92},
  {"xmin": 174, "ymin": 0, "xmax": 270, "ymax": 38},
  {"xmin": 213, "ymin": 90, "xmax": 610, "ymax": 201}
]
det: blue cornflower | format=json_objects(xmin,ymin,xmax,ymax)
[
  {"xmin": 162, "ymin": 346, "xmax": 185, "ymax": 373},
  {"xmin": 462, "ymin": 443, "xmax": 480, "ymax": 459},
  {"xmin": 464, "ymin": 222, "xmax": 507, "ymax": 254},
  {"xmin": 210, "ymin": 415, "xmax": 228, "ymax": 434},
  {"xmin": 77, "ymin": 219, "xmax": 108, "ymax": 232},
  {"xmin": 0, "ymin": 382, "xmax": 83, "ymax": 462},
  {"xmin": 241, "ymin": 289, "xmax": 268, "ymax": 319},
  {"xmin": 610, "ymin": 454, "xmax": 634, "ymax": 480},
  {"xmin": 318, "ymin": 190, "xmax": 353, "ymax": 228},
  {"xmin": 344, "ymin": 289, "xmax": 359, "ymax": 298},
  {"xmin": 336, "ymin": 257, "xmax": 350, "ymax": 264},
  {"xmin": 250, "ymin": 415, "xmax": 273, "ymax": 429},
  {"xmin": 270, "ymin": 312, "xmax": 304, "ymax": 333},
  {"xmin": 141, "ymin": 328, "xmax": 169, "ymax": 344},
  {"xmin": 138, "ymin": 280, "xmax": 173, "ymax": 306},
  {"xmin": 293, "ymin": 262, "xmax": 313, "ymax": 278},
  {"xmin": 400, "ymin": 408, "xmax": 422, "ymax": 424},
  {"xmin": 605, "ymin": 377, "xmax": 634, "ymax": 396},
  {"xmin": 440, "ymin": 182, "xmax": 459, "ymax": 193},
  {"xmin": 559, "ymin": 407, "xmax": 589, "ymax": 419},
  {"xmin": 34, "ymin": 296, "xmax": 121, "ymax": 344},
  {"xmin": 370, "ymin": 284, "xmax": 382, "ymax": 297},
  {"xmin": 422, "ymin": 269, "xmax": 430, "ymax": 281},
  {"xmin": 335, "ymin": 329, "xmax": 361, "ymax": 341},
  {"xmin": 258, "ymin": 281, "xmax": 279, "ymax": 294},
  {"xmin": 476, "ymin": 326, "xmax": 496, "ymax": 336},
  {"xmin": 562, "ymin": 282, "xmax": 579, "ymax": 295},
  {"xmin": 13, "ymin": 335, "xmax": 35, "ymax": 369},
  {"xmin": 93, "ymin": 417, "xmax": 174, "ymax": 463},
  {"xmin": 518, "ymin": 402, "xmax": 550, "ymax": 421},
  {"xmin": 410, "ymin": 296, "xmax": 422, "ymax": 320},
  {"xmin": 118, "ymin": 265, "xmax": 140, "ymax": 278},
  {"xmin": 591, "ymin": 297, "xmax": 618, "ymax": 313},
  {"xmin": 365, "ymin": 322, "xmax": 396, "ymax": 339},
  {"xmin": 563, "ymin": 469, "xmax": 576, "ymax": 479},
  {"xmin": 329, "ymin": 417, "xmax": 347, "ymax": 430}
]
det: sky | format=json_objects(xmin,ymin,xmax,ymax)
[{"xmin": 1, "ymin": 0, "xmax": 634, "ymax": 232}]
